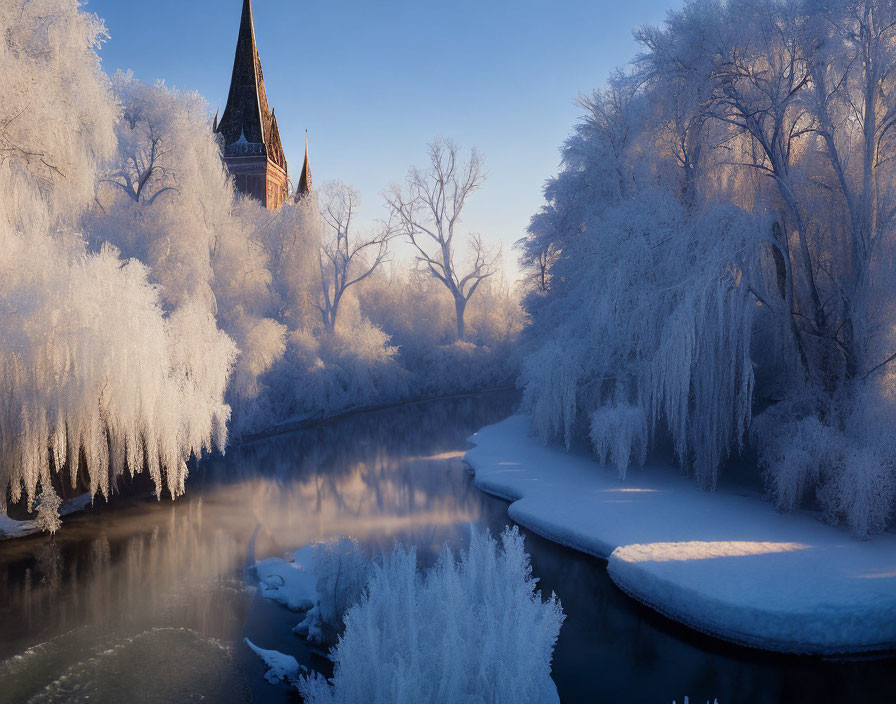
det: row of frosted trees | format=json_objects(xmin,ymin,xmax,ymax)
[
  {"xmin": 518, "ymin": 0, "xmax": 896, "ymax": 536},
  {"xmin": 0, "ymin": 0, "xmax": 519, "ymax": 524}
]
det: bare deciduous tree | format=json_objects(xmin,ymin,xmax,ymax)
[
  {"xmin": 386, "ymin": 139, "xmax": 498, "ymax": 341},
  {"xmin": 318, "ymin": 180, "xmax": 391, "ymax": 332}
]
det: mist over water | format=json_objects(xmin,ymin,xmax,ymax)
[
  {"xmin": 0, "ymin": 394, "xmax": 517, "ymax": 704},
  {"xmin": 0, "ymin": 392, "xmax": 892, "ymax": 704}
]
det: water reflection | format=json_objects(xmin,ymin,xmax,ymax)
[
  {"xmin": 0, "ymin": 393, "xmax": 517, "ymax": 704},
  {"xmin": 0, "ymin": 390, "xmax": 893, "ymax": 704}
]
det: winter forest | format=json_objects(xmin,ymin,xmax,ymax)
[{"xmin": 1, "ymin": 0, "xmax": 896, "ymax": 702}]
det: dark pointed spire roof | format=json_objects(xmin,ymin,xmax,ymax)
[
  {"xmin": 216, "ymin": 0, "xmax": 286, "ymax": 172},
  {"xmin": 296, "ymin": 132, "xmax": 312, "ymax": 199}
]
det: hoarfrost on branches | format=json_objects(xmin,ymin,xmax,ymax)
[{"xmin": 297, "ymin": 527, "xmax": 565, "ymax": 704}]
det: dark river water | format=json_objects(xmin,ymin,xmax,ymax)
[{"xmin": 0, "ymin": 392, "xmax": 893, "ymax": 704}]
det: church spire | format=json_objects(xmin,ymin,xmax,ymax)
[
  {"xmin": 296, "ymin": 131, "xmax": 312, "ymax": 200},
  {"xmin": 215, "ymin": 0, "xmax": 285, "ymax": 171}
]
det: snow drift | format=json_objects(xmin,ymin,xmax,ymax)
[{"xmin": 466, "ymin": 416, "xmax": 896, "ymax": 654}]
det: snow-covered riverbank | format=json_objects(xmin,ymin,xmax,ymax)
[{"xmin": 465, "ymin": 415, "xmax": 896, "ymax": 655}]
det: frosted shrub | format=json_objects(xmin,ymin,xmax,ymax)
[
  {"xmin": 755, "ymin": 386, "xmax": 896, "ymax": 538},
  {"xmin": 35, "ymin": 486, "xmax": 63, "ymax": 535},
  {"xmin": 522, "ymin": 340, "xmax": 585, "ymax": 449},
  {"xmin": 228, "ymin": 315, "xmax": 288, "ymax": 402},
  {"xmin": 231, "ymin": 321, "xmax": 410, "ymax": 436},
  {"xmin": 819, "ymin": 443, "xmax": 895, "ymax": 539},
  {"xmin": 590, "ymin": 404, "xmax": 649, "ymax": 478},
  {"xmin": 297, "ymin": 527, "xmax": 565, "ymax": 704},
  {"xmin": 416, "ymin": 341, "xmax": 513, "ymax": 397},
  {"xmin": 295, "ymin": 538, "xmax": 371, "ymax": 644},
  {"xmin": 357, "ymin": 270, "xmax": 522, "ymax": 397},
  {"xmin": 752, "ymin": 394, "xmax": 828, "ymax": 513}
]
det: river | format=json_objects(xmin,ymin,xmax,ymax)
[{"xmin": 0, "ymin": 392, "xmax": 892, "ymax": 703}]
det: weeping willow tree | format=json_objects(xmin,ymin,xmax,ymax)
[
  {"xmin": 0, "ymin": 0, "xmax": 236, "ymax": 524},
  {"xmin": 520, "ymin": 0, "xmax": 896, "ymax": 536}
]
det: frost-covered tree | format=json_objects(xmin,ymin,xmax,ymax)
[
  {"xmin": 252, "ymin": 198, "xmax": 321, "ymax": 329},
  {"xmin": 387, "ymin": 139, "xmax": 499, "ymax": 341},
  {"xmin": 0, "ymin": 0, "xmax": 235, "ymax": 516},
  {"xmin": 520, "ymin": 0, "xmax": 896, "ymax": 536},
  {"xmin": 90, "ymin": 76, "xmax": 315, "ymax": 437},
  {"xmin": 102, "ymin": 72, "xmax": 197, "ymax": 205},
  {"xmin": 92, "ymin": 75, "xmax": 232, "ymax": 311}
]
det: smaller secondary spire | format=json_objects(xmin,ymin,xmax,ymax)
[{"xmin": 296, "ymin": 130, "xmax": 312, "ymax": 199}]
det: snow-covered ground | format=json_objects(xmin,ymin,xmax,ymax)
[
  {"xmin": 244, "ymin": 638, "xmax": 305, "ymax": 684},
  {"xmin": 0, "ymin": 493, "xmax": 92, "ymax": 540},
  {"xmin": 250, "ymin": 545, "xmax": 319, "ymax": 612},
  {"xmin": 465, "ymin": 415, "xmax": 896, "ymax": 655},
  {"xmin": 249, "ymin": 538, "xmax": 369, "ymax": 645}
]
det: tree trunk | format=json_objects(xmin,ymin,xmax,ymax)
[{"xmin": 455, "ymin": 297, "xmax": 466, "ymax": 341}]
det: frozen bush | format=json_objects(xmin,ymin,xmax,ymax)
[
  {"xmin": 755, "ymin": 385, "xmax": 896, "ymax": 538},
  {"xmin": 415, "ymin": 341, "xmax": 514, "ymax": 397},
  {"xmin": 295, "ymin": 538, "xmax": 371, "ymax": 644},
  {"xmin": 357, "ymin": 269, "xmax": 522, "ymax": 397},
  {"xmin": 35, "ymin": 486, "xmax": 63, "ymax": 535},
  {"xmin": 522, "ymin": 340, "xmax": 585, "ymax": 449},
  {"xmin": 297, "ymin": 527, "xmax": 565, "ymax": 704},
  {"xmin": 230, "ymin": 321, "xmax": 411, "ymax": 436},
  {"xmin": 752, "ymin": 395, "xmax": 828, "ymax": 513}
]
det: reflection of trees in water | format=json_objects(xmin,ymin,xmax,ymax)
[
  {"xmin": 0, "ymin": 393, "xmax": 517, "ymax": 660},
  {"xmin": 194, "ymin": 392, "xmax": 519, "ymax": 559},
  {"xmin": 0, "ymin": 501, "xmax": 246, "ymax": 660},
  {"xmin": 520, "ymin": 531, "xmax": 896, "ymax": 704},
  {"xmin": 5, "ymin": 390, "xmax": 889, "ymax": 703}
]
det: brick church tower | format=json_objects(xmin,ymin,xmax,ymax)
[{"xmin": 215, "ymin": 0, "xmax": 288, "ymax": 209}]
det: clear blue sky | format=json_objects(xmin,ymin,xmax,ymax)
[{"xmin": 84, "ymin": 0, "xmax": 675, "ymax": 281}]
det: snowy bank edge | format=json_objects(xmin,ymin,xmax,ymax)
[
  {"xmin": 605, "ymin": 558, "xmax": 896, "ymax": 656},
  {"xmin": 464, "ymin": 415, "xmax": 896, "ymax": 656}
]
